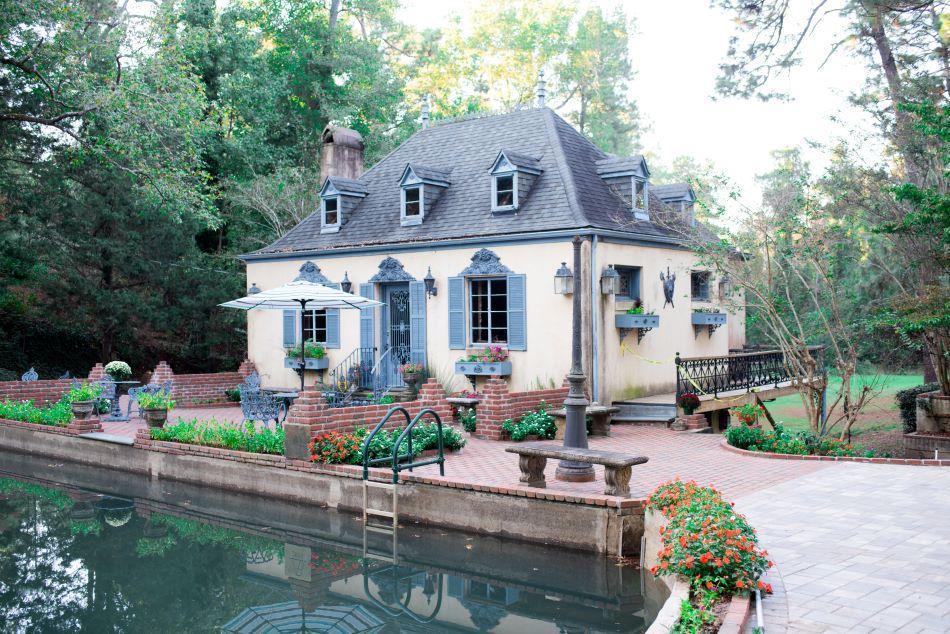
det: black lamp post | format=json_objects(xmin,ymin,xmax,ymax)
[{"xmin": 556, "ymin": 235, "xmax": 594, "ymax": 482}]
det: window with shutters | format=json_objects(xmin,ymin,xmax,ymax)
[
  {"xmin": 303, "ymin": 309, "xmax": 327, "ymax": 343},
  {"xmin": 469, "ymin": 278, "xmax": 508, "ymax": 344}
]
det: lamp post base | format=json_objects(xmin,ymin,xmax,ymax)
[{"xmin": 555, "ymin": 463, "xmax": 595, "ymax": 482}]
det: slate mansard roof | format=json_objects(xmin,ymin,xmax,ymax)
[{"xmin": 250, "ymin": 107, "xmax": 686, "ymax": 258}]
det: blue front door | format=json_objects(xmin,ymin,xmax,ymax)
[{"xmin": 382, "ymin": 284, "xmax": 411, "ymax": 387}]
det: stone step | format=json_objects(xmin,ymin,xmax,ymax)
[
  {"xmin": 612, "ymin": 401, "xmax": 677, "ymax": 420},
  {"xmin": 611, "ymin": 417, "xmax": 670, "ymax": 427}
]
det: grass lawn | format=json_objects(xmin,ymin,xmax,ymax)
[{"xmin": 763, "ymin": 373, "xmax": 924, "ymax": 455}]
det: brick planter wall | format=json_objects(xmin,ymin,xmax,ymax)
[
  {"xmin": 146, "ymin": 361, "xmax": 249, "ymax": 408},
  {"xmin": 0, "ymin": 378, "xmax": 75, "ymax": 407},
  {"xmin": 472, "ymin": 377, "xmax": 569, "ymax": 440}
]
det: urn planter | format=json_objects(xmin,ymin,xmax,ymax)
[
  {"xmin": 455, "ymin": 361, "xmax": 512, "ymax": 376},
  {"xmin": 142, "ymin": 407, "xmax": 168, "ymax": 428},
  {"xmin": 70, "ymin": 400, "xmax": 95, "ymax": 420},
  {"xmin": 284, "ymin": 357, "xmax": 330, "ymax": 370}
]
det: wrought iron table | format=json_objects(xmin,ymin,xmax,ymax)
[{"xmin": 102, "ymin": 380, "xmax": 140, "ymax": 422}]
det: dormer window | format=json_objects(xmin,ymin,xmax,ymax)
[
  {"xmin": 321, "ymin": 196, "xmax": 340, "ymax": 233},
  {"xmin": 398, "ymin": 163, "xmax": 450, "ymax": 227},
  {"xmin": 595, "ymin": 155, "xmax": 651, "ymax": 221},
  {"xmin": 318, "ymin": 176, "xmax": 367, "ymax": 234},
  {"xmin": 402, "ymin": 185, "xmax": 423, "ymax": 223},
  {"xmin": 493, "ymin": 173, "xmax": 517, "ymax": 210},
  {"xmin": 488, "ymin": 150, "xmax": 542, "ymax": 213}
]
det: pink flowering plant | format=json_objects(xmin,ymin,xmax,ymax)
[{"xmin": 464, "ymin": 346, "xmax": 509, "ymax": 363}]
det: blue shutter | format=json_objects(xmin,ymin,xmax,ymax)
[
  {"xmin": 448, "ymin": 276, "xmax": 465, "ymax": 350},
  {"xmin": 359, "ymin": 283, "xmax": 375, "ymax": 351},
  {"xmin": 283, "ymin": 309, "xmax": 297, "ymax": 346},
  {"xmin": 507, "ymin": 274, "xmax": 526, "ymax": 351},
  {"xmin": 325, "ymin": 283, "xmax": 341, "ymax": 349},
  {"xmin": 409, "ymin": 281, "xmax": 427, "ymax": 367}
]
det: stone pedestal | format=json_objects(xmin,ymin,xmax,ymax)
[
  {"xmin": 283, "ymin": 422, "xmax": 313, "ymax": 461},
  {"xmin": 917, "ymin": 392, "xmax": 950, "ymax": 434},
  {"xmin": 67, "ymin": 416, "xmax": 103, "ymax": 435}
]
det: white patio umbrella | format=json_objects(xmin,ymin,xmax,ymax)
[{"xmin": 221, "ymin": 261, "xmax": 382, "ymax": 391}]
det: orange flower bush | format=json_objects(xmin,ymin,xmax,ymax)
[
  {"xmin": 647, "ymin": 479, "xmax": 772, "ymax": 596},
  {"xmin": 309, "ymin": 429, "xmax": 367, "ymax": 464}
]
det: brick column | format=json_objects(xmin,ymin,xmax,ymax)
[
  {"xmin": 238, "ymin": 358, "xmax": 257, "ymax": 378},
  {"xmin": 133, "ymin": 426, "xmax": 152, "ymax": 449},
  {"xmin": 67, "ymin": 415, "xmax": 103, "ymax": 435},
  {"xmin": 284, "ymin": 386, "xmax": 330, "ymax": 461},
  {"xmin": 416, "ymin": 378, "xmax": 454, "ymax": 423},
  {"xmin": 87, "ymin": 364, "xmax": 105, "ymax": 381},
  {"xmin": 475, "ymin": 377, "xmax": 512, "ymax": 440},
  {"xmin": 149, "ymin": 361, "xmax": 175, "ymax": 385}
]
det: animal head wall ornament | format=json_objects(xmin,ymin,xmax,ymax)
[{"xmin": 660, "ymin": 267, "xmax": 676, "ymax": 308}]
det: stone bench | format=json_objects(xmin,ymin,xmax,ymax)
[
  {"xmin": 551, "ymin": 404, "xmax": 619, "ymax": 438},
  {"xmin": 504, "ymin": 442, "xmax": 648, "ymax": 498}
]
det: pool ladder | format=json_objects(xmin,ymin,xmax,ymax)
[{"xmin": 360, "ymin": 406, "xmax": 446, "ymax": 564}]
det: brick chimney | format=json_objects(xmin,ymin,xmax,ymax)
[{"xmin": 319, "ymin": 125, "xmax": 364, "ymax": 182}]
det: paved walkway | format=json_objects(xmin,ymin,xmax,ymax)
[{"xmin": 737, "ymin": 463, "xmax": 950, "ymax": 633}]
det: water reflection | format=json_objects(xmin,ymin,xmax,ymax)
[{"xmin": 0, "ymin": 454, "xmax": 667, "ymax": 632}]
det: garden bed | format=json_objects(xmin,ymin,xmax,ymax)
[{"xmin": 149, "ymin": 418, "xmax": 285, "ymax": 455}]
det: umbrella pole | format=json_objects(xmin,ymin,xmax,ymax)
[{"xmin": 299, "ymin": 299, "xmax": 308, "ymax": 392}]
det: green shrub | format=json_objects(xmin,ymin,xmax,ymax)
[
  {"xmin": 726, "ymin": 423, "xmax": 872, "ymax": 457},
  {"xmin": 459, "ymin": 407, "xmax": 477, "ymax": 433},
  {"xmin": 724, "ymin": 423, "xmax": 764, "ymax": 450},
  {"xmin": 66, "ymin": 382, "xmax": 102, "ymax": 403},
  {"xmin": 0, "ymin": 399, "xmax": 72, "ymax": 427},
  {"xmin": 138, "ymin": 391, "xmax": 176, "ymax": 410},
  {"xmin": 502, "ymin": 406, "xmax": 556, "ymax": 441},
  {"xmin": 151, "ymin": 418, "xmax": 284, "ymax": 455},
  {"xmin": 104, "ymin": 361, "xmax": 132, "ymax": 381},
  {"xmin": 285, "ymin": 342, "xmax": 326, "ymax": 359},
  {"xmin": 895, "ymin": 383, "xmax": 939, "ymax": 433},
  {"xmin": 309, "ymin": 421, "xmax": 466, "ymax": 464},
  {"xmin": 224, "ymin": 387, "xmax": 241, "ymax": 402}
]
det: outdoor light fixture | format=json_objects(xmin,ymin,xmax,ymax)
[
  {"xmin": 554, "ymin": 262, "xmax": 573, "ymax": 295},
  {"xmin": 424, "ymin": 266, "xmax": 438, "ymax": 297},
  {"xmin": 600, "ymin": 265, "xmax": 620, "ymax": 295},
  {"xmin": 248, "ymin": 283, "xmax": 261, "ymax": 295},
  {"xmin": 340, "ymin": 271, "xmax": 352, "ymax": 294}
]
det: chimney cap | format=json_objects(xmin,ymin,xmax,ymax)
[
  {"xmin": 536, "ymin": 69, "xmax": 547, "ymax": 108},
  {"xmin": 321, "ymin": 124, "xmax": 363, "ymax": 149}
]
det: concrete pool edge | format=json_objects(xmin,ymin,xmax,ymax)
[{"xmin": 0, "ymin": 422, "xmax": 643, "ymax": 556}]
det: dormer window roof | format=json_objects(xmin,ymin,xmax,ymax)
[
  {"xmin": 319, "ymin": 177, "xmax": 367, "ymax": 234},
  {"xmin": 398, "ymin": 163, "xmax": 450, "ymax": 227},
  {"xmin": 653, "ymin": 182, "xmax": 697, "ymax": 226},
  {"xmin": 596, "ymin": 155, "xmax": 651, "ymax": 221},
  {"xmin": 489, "ymin": 149, "xmax": 543, "ymax": 213}
]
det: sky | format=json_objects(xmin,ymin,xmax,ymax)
[{"xmin": 398, "ymin": 0, "xmax": 879, "ymax": 208}]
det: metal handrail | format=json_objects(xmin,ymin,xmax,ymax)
[
  {"xmin": 361, "ymin": 407, "xmax": 447, "ymax": 483},
  {"xmin": 362, "ymin": 567, "xmax": 444, "ymax": 623},
  {"xmin": 675, "ymin": 346, "xmax": 826, "ymax": 399}
]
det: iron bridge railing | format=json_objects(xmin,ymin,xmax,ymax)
[{"xmin": 675, "ymin": 346, "xmax": 825, "ymax": 399}]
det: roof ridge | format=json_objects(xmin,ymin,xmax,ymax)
[{"xmin": 540, "ymin": 108, "xmax": 589, "ymax": 229}]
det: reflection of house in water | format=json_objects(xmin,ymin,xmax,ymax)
[{"xmin": 239, "ymin": 541, "xmax": 658, "ymax": 632}]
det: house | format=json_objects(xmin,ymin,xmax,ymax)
[{"xmin": 239, "ymin": 93, "xmax": 745, "ymax": 407}]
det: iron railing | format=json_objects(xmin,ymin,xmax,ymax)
[
  {"xmin": 675, "ymin": 346, "xmax": 825, "ymax": 399},
  {"xmin": 325, "ymin": 346, "xmax": 376, "ymax": 407}
]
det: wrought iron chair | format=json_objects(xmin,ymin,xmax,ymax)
[
  {"xmin": 59, "ymin": 371, "xmax": 72, "ymax": 379},
  {"xmin": 243, "ymin": 371, "xmax": 261, "ymax": 393},
  {"xmin": 20, "ymin": 367, "xmax": 38, "ymax": 382},
  {"xmin": 238, "ymin": 384, "xmax": 284, "ymax": 428},
  {"xmin": 127, "ymin": 381, "xmax": 173, "ymax": 418}
]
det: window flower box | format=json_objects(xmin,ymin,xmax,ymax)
[
  {"xmin": 691, "ymin": 312, "xmax": 727, "ymax": 326},
  {"xmin": 615, "ymin": 313, "xmax": 660, "ymax": 330},
  {"xmin": 284, "ymin": 357, "xmax": 330, "ymax": 370},
  {"xmin": 455, "ymin": 360, "xmax": 512, "ymax": 376}
]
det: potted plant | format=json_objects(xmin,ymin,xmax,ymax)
[
  {"xmin": 104, "ymin": 361, "xmax": 132, "ymax": 382},
  {"xmin": 138, "ymin": 391, "xmax": 176, "ymax": 428},
  {"xmin": 400, "ymin": 362, "xmax": 425, "ymax": 388},
  {"xmin": 677, "ymin": 392, "xmax": 701, "ymax": 415},
  {"xmin": 455, "ymin": 346, "xmax": 512, "ymax": 376},
  {"xmin": 67, "ymin": 383, "xmax": 103, "ymax": 420},
  {"xmin": 674, "ymin": 392, "xmax": 703, "ymax": 431},
  {"xmin": 616, "ymin": 298, "xmax": 660, "ymax": 331},
  {"xmin": 283, "ymin": 341, "xmax": 329, "ymax": 370}
]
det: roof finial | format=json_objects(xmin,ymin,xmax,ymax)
[
  {"xmin": 421, "ymin": 94, "xmax": 430, "ymax": 130},
  {"xmin": 536, "ymin": 69, "xmax": 546, "ymax": 108}
]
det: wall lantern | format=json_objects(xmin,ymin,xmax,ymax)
[
  {"xmin": 248, "ymin": 283, "xmax": 261, "ymax": 295},
  {"xmin": 424, "ymin": 266, "xmax": 438, "ymax": 297},
  {"xmin": 554, "ymin": 262, "xmax": 574, "ymax": 295},
  {"xmin": 340, "ymin": 271, "xmax": 353, "ymax": 294},
  {"xmin": 600, "ymin": 265, "xmax": 620, "ymax": 296}
]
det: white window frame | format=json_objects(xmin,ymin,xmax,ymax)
[
  {"xmin": 691, "ymin": 270, "xmax": 712, "ymax": 302},
  {"xmin": 491, "ymin": 172, "xmax": 518, "ymax": 212},
  {"xmin": 303, "ymin": 309, "xmax": 328, "ymax": 343},
  {"xmin": 401, "ymin": 184, "xmax": 424, "ymax": 226},
  {"xmin": 321, "ymin": 195, "xmax": 341, "ymax": 233},
  {"xmin": 468, "ymin": 276, "xmax": 509, "ymax": 346}
]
